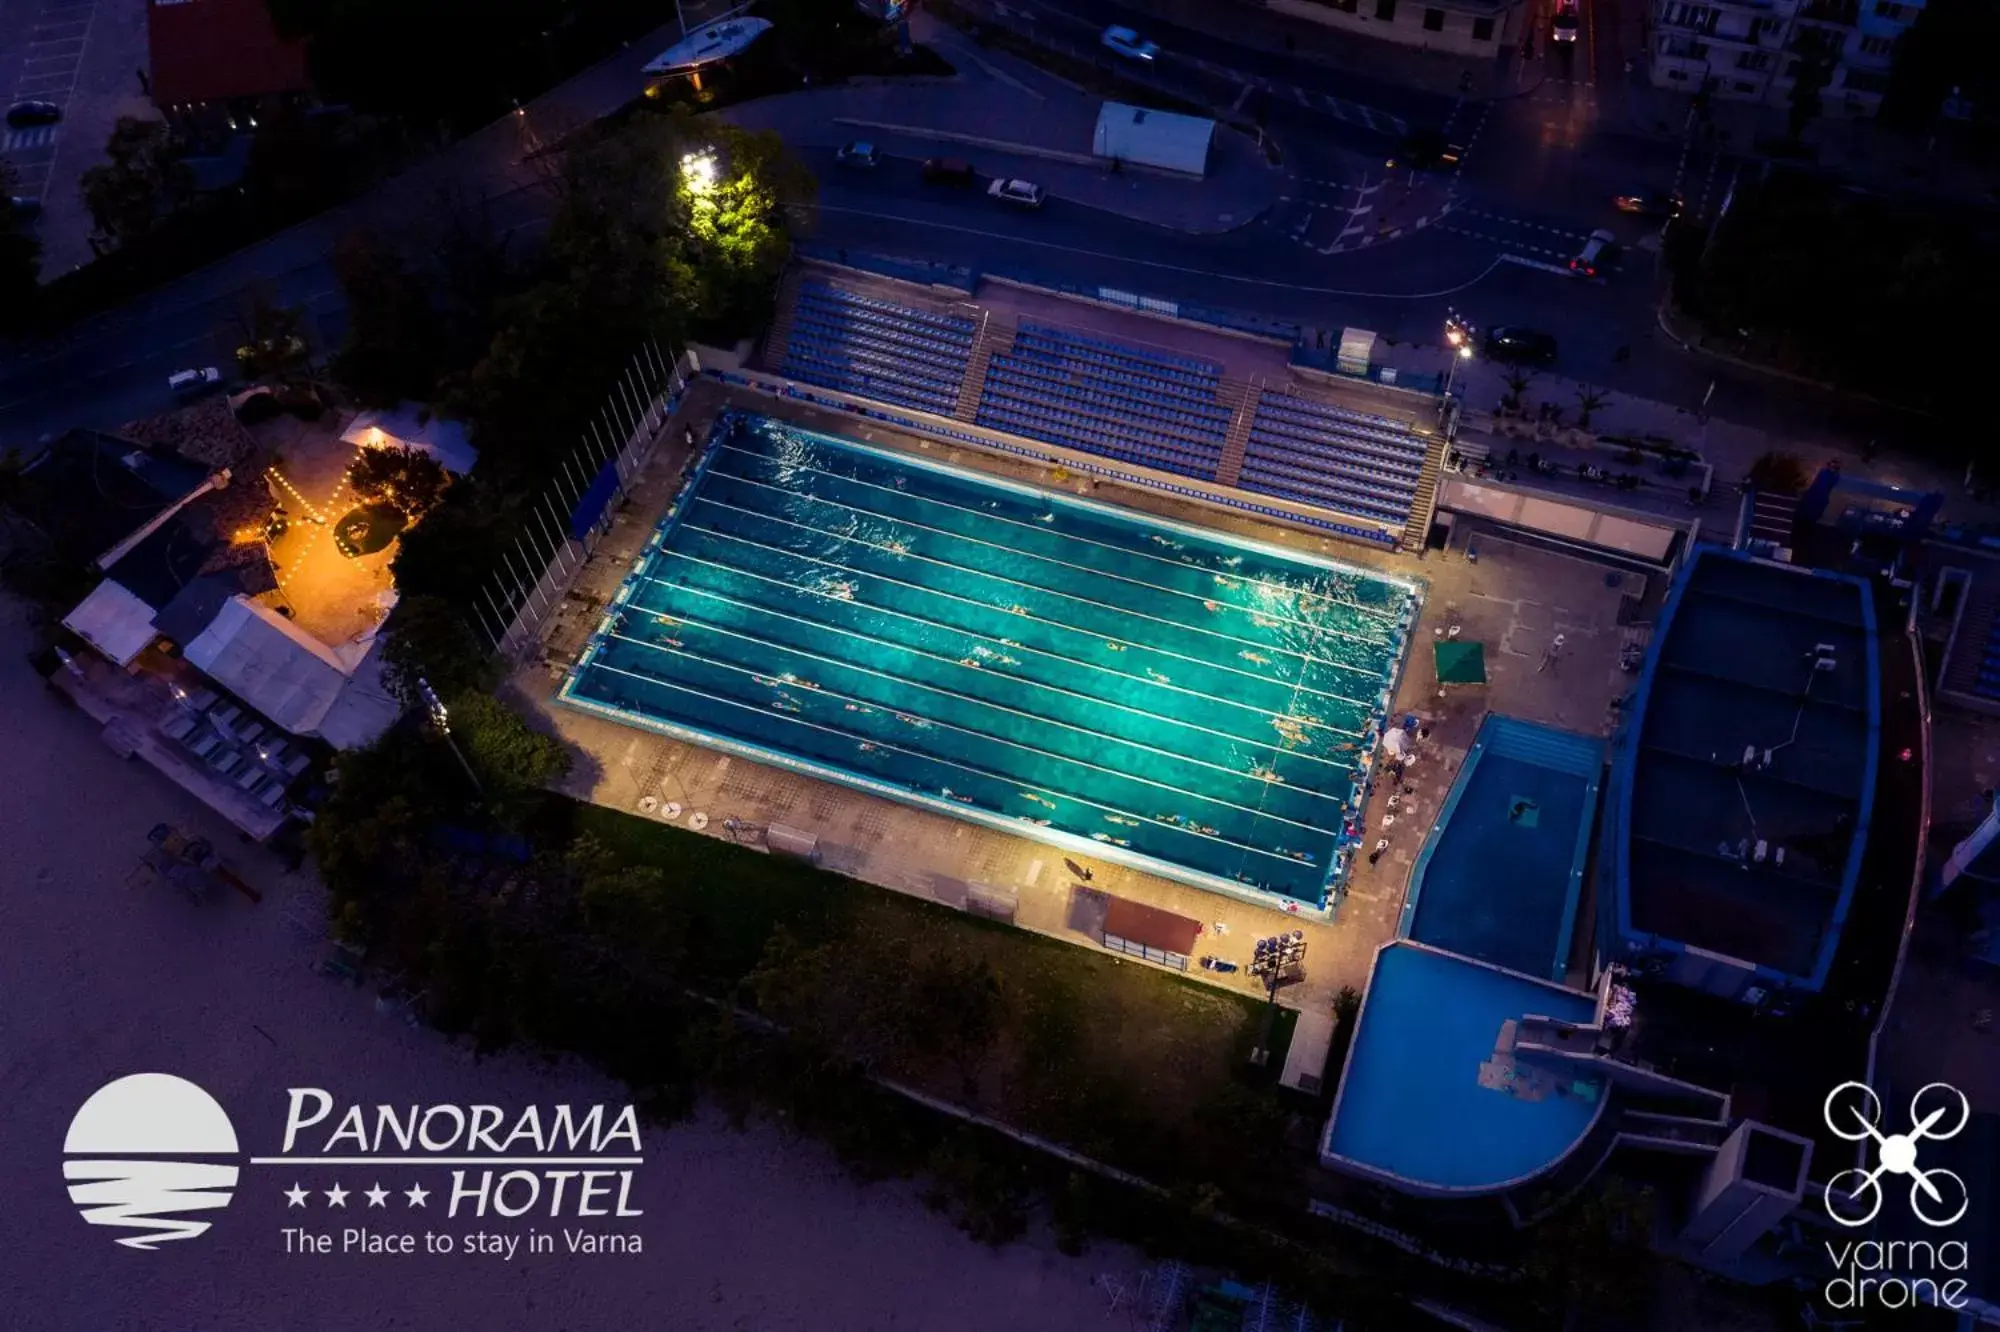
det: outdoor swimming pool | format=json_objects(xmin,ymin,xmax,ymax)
[
  {"xmin": 1399, "ymin": 716, "xmax": 1603, "ymax": 980},
  {"xmin": 559, "ymin": 412, "xmax": 1421, "ymax": 906}
]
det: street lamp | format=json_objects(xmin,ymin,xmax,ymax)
[
  {"xmin": 1247, "ymin": 929, "xmax": 1308, "ymax": 1066},
  {"xmin": 1442, "ymin": 310, "xmax": 1476, "ymax": 399},
  {"xmin": 680, "ymin": 150, "xmax": 718, "ymax": 195},
  {"xmin": 416, "ymin": 675, "xmax": 483, "ymax": 797}
]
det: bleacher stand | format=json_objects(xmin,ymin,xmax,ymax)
[
  {"xmin": 1238, "ymin": 392, "xmax": 1427, "ymax": 527},
  {"xmin": 782, "ymin": 281, "xmax": 976, "ymax": 415},
  {"xmin": 1977, "ymin": 630, "xmax": 2000, "ymax": 702},
  {"xmin": 977, "ymin": 323, "xmax": 1229, "ymax": 484}
]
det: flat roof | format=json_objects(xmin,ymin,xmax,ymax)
[
  {"xmin": 1606, "ymin": 549, "xmax": 1879, "ymax": 990},
  {"xmin": 1321, "ymin": 942, "xmax": 1606, "ymax": 1193},
  {"xmin": 148, "ymin": 0, "xmax": 310, "ymax": 108}
]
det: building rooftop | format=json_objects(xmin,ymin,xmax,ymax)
[
  {"xmin": 7, "ymin": 430, "xmax": 210, "ymax": 568},
  {"xmin": 1604, "ymin": 548, "xmax": 1879, "ymax": 992}
]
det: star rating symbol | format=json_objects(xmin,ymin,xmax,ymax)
[
  {"xmin": 405, "ymin": 1183, "xmax": 430, "ymax": 1208},
  {"xmin": 365, "ymin": 1184, "xmax": 390, "ymax": 1208},
  {"xmin": 324, "ymin": 1184, "xmax": 349, "ymax": 1208},
  {"xmin": 285, "ymin": 1184, "xmax": 309, "ymax": 1208}
]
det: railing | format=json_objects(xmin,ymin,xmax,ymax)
[{"xmin": 473, "ymin": 339, "xmax": 689, "ymax": 658}]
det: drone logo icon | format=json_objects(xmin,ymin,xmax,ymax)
[{"xmin": 1822, "ymin": 1081, "xmax": 1970, "ymax": 1228}]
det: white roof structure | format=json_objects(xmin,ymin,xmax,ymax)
[
  {"xmin": 314, "ymin": 637, "xmax": 402, "ymax": 751},
  {"xmin": 1091, "ymin": 102, "xmax": 1214, "ymax": 178},
  {"xmin": 183, "ymin": 596, "xmax": 350, "ymax": 736},
  {"xmin": 341, "ymin": 404, "xmax": 478, "ymax": 477},
  {"xmin": 62, "ymin": 579, "xmax": 160, "ymax": 666}
]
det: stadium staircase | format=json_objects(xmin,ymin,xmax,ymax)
[
  {"xmin": 761, "ymin": 268, "xmax": 804, "ymax": 371},
  {"xmin": 1943, "ymin": 578, "xmax": 2000, "ymax": 698},
  {"xmin": 956, "ymin": 318, "xmax": 1012, "ymax": 422},
  {"xmin": 1215, "ymin": 381, "xmax": 1261, "ymax": 489},
  {"xmin": 1399, "ymin": 434, "xmax": 1448, "ymax": 552}
]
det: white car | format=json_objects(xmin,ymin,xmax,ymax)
[
  {"xmin": 987, "ymin": 178, "xmax": 1045, "ymax": 209},
  {"xmin": 1569, "ymin": 228, "xmax": 1615, "ymax": 278},
  {"xmin": 1100, "ymin": 26, "xmax": 1159, "ymax": 61},
  {"xmin": 1552, "ymin": 0, "xmax": 1580, "ymax": 42},
  {"xmin": 167, "ymin": 366, "xmax": 223, "ymax": 398}
]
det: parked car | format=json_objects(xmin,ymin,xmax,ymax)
[
  {"xmin": 6, "ymin": 196, "xmax": 42, "ymax": 221},
  {"xmin": 921, "ymin": 156, "xmax": 975, "ymax": 186},
  {"xmin": 1385, "ymin": 128, "xmax": 1461, "ymax": 173},
  {"xmin": 1100, "ymin": 25, "xmax": 1159, "ymax": 61},
  {"xmin": 987, "ymin": 178, "xmax": 1045, "ymax": 209},
  {"xmin": 1552, "ymin": 0, "xmax": 1580, "ymax": 42},
  {"xmin": 1612, "ymin": 188, "xmax": 1683, "ymax": 218},
  {"xmin": 231, "ymin": 387, "xmax": 285, "ymax": 425},
  {"xmin": 1484, "ymin": 326, "xmax": 1559, "ymax": 366},
  {"xmin": 168, "ymin": 367, "xmax": 223, "ymax": 399},
  {"xmin": 1569, "ymin": 228, "xmax": 1616, "ymax": 278},
  {"xmin": 836, "ymin": 140, "xmax": 879, "ymax": 169},
  {"xmin": 5, "ymin": 100, "xmax": 61, "ymax": 128}
]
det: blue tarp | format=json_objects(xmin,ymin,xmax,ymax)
[{"xmin": 570, "ymin": 460, "xmax": 621, "ymax": 541}]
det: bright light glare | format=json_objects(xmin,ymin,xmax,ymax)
[
  {"xmin": 1458, "ymin": 345, "xmax": 1474, "ymax": 360},
  {"xmin": 681, "ymin": 151, "xmax": 718, "ymax": 194}
]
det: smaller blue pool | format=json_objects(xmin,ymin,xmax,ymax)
[
  {"xmin": 1399, "ymin": 715, "xmax": 1603, "ymax": 981},
  {"xmin": 1323, "ymin": 942, "xmax": 1606, "ymax": 1192}
]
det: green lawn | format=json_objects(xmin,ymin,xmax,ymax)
[{"xmin": 566, "ymin": 799, "xmax": 1316, "ymax": 1201}]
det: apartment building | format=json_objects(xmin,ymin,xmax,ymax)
[
  {"xmin": 1649, "ymin": 0, "xmax": 1925, "ymax": 118},
  {"xmin": 1268, "ymin": 0, "xmax": 1526, "ymax": 60}
]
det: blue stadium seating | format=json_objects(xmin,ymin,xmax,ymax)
[
  {"xmin": 1976, "ymin": 630, "xmax": 2000, "ymax": 701},
  {"xmin": 781, "ymin": 281, "xmax": 976, "ymax": 415},
  {"xmin": 976, "ymin": 323, "xmax": 1228, "ymax": 483},
  {"xmin": 1239, "ymin": 392, "xmax": 1429, "ymax": 526}
]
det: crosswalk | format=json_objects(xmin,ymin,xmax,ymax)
[
  {"xmin": 1435, "ymin": 209, "xmax": 1590, "ymax": 261},
  {"xmin": 1180, "ymin": 55, "xmax": 1409, "ymax": 136}
]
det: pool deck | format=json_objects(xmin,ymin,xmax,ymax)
[{"xmin": 510, "ymin": 374, "xmax": 1644, "ymax": 1015}]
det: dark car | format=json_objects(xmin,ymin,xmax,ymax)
[
  {"xmin": 6, "ymin": 100, "xmax": 61, "ymax": 128},
  {"xmin": 1613, "ymin": 188, "xmax": 1683, "ymax": 219},
  {"xmin": 6, "ymin": 196, "xmax": 41, "ymax": 221},
  {"xmin": 1385, "ymin": 128, "xmax": 1461, "ymax": 173},
  {"xmin": 836, "ymin": 140, "xmax": 879, "ymax": 169},
  {"xmin": 1485, "ymin": 326, "xmax": 1559, "ymax": 366},
  {"xmin": 921, "ymin": 156, "xmax": 975, "ymax": 186}
]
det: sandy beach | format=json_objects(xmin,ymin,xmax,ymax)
[{"xmin": 0, "ymin": 596, "xmax": 1146, "ymax": 1330}]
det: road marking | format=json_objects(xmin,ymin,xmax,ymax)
[
  {"xmin": 1499, "ymin": 253, "xmax": 1577, "ymax": 277},
  {"xmin": 3, "ymin": 127, "xmax": 58, "ymax": 150}
]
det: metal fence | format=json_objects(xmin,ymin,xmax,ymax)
[{"xmin": 468, "ymin": 339, "xmax": 689, "ymax": 658}]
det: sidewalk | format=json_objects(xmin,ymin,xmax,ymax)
[{"xmin": 726, "ymin": 11, "xmax": 1283, "ymax": 234}]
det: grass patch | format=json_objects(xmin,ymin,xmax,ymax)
[{"xmin": 566, "ymin": 799, "xmax": 1312, "ymax": 1204}]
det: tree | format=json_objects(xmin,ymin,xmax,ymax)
[
  {"xmin": 1573, "ymin": 386, "xmax": 1609, "ymax": 430},
  {"xmin": 349, "ymin": 445, "xmax": 451, "ymax": 522},
  {"xmin": 1787, "ymin": 52, "xmax": 1835, "ymax": 147},
  {"xmin": 907, "ymin": 951, "xmax": 1004, "ymax": 1098},
  {"xmin": 232, "ymin": 284, "xmax": 311, "ymax": 379},
  {"xmin": 1525, "ymin": 1177, "xmax": 1659, "ymax": 1325},
  {"xmin": 1881, "ymin": 0, "xmax": 2000, "ymax": 130},
  {"xmin": 1747, "ymin": 450, "xmax": 1811, "ymax": 494},
  {"xmin": 79, "ymin": 116, "xmax": 193, "ymax": 249},
  {"xmin": 380, "ymin": 592, "xmax": 497, "ymax": 706},
  {"xmin": 449, "ymin": 691, "xmax": 572, "ymax": 793}
]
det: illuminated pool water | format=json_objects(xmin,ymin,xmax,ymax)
[{"xmin": 559, "ymin": 412, "xmax": 1420, "ymax": 906}]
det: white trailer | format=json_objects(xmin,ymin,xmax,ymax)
[{"xmin": 1091, "ymin": 102, "xmax": 1214, "ymax": 178}]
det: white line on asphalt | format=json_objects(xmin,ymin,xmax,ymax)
[{"xmin": 805, "ymin": 203, "xmax": 1510, "ymax": 299}]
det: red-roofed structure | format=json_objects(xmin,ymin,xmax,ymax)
[{"xmin": 148, "ymin": 0, "xmax": 311, "ymax": 111}]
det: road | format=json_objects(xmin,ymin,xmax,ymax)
[{"xmin": 0, "ymin": 1, "xmax": 1908, "ymax": 467}]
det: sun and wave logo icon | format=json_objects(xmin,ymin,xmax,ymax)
[{"xmin": 64, "ymin": 1073, "xmax": 240, "ymax": 1249}]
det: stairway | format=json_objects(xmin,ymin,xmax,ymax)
[
  {"xmin": 1399, "ymin": 432, "xmax": 1448, "ymax": 552},
  {"xmin": 1214, "ymin": 381, "xmax": 1261, "ymax": 489},
  {"xmin": 955, "ymin": 317, "xmax": 1010, "ymax": 422},
  {"xmin": 1481, "ymin": 716, "xmax": 1605, "ymax": 779},
  {"xmin": 760, "ymin": 268, "xmax": 806, "ymax": 373},
  {"xmin": 1943, "ymin": 580, "xmax": 2000, "ymax": 697}
]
